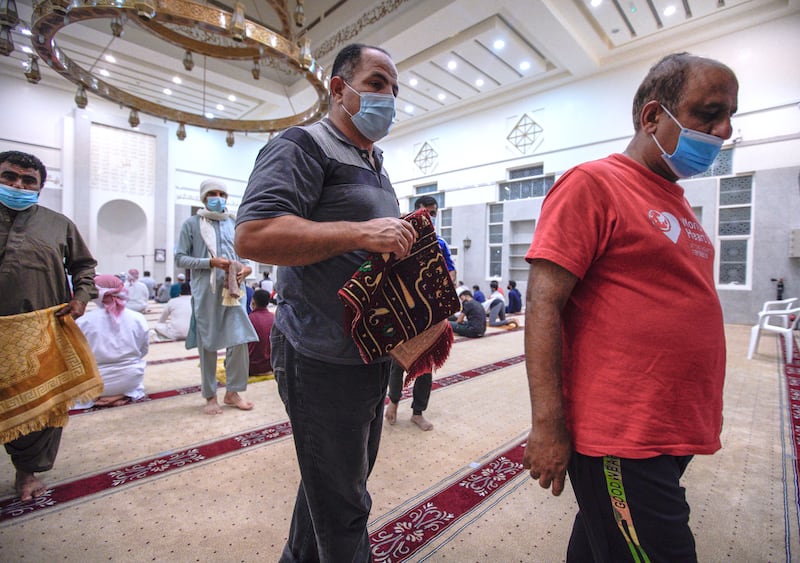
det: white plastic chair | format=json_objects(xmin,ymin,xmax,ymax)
[{"xmin": 747, "ymin": 298, "xmax": 800, "ymax": 360}]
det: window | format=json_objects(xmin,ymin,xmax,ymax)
[
  {"xmin": 411, "ymin": 183, "xmax": 444, "ymax": 211},
  {"xmin": 499, "ymin": 165, "xmax": 555, "ymax": 201},
  {"xmin": 488, "ymin": 203, "xmax": 503, "ymax": 277},
  {"xmin": 439, "ymin": 208, "xmax": 452, "ymax": 246},
  {"xmin": 717, "ymin": 175, "xmax": 752, "ymax": 286},
  {"xmin": 696, "ymin": 147, "xmax": 733, "ymax": 178}
]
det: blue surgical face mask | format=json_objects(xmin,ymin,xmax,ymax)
[
  {"xmin": 0, "ymin": 184, "xmax": 39, "ymax": 211},
  {"xmin": 652, "ymin": 104, "xmax": 723, "ymax": 178},
  {"xmin": 342, "ymin": 82, "xmax": 396, "ymax": 141},
  {"xmin": 205, "ymin": 196, "xmax": 226, "ymax": 213}
]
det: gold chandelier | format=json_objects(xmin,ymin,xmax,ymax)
[{"xmin": 21, "ymin": 0, "xmax": 328, "ymax": 142}]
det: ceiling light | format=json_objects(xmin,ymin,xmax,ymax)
[
  {"xmin": 226, "ymin": 131, "xmax": 235, "ymax": 147},
  {"xmin": 0, "ymin": 26, "xmax": 14, "ymax": 56},
  {"xmin": 519, "ymin": 61, "xmax": 531, "ymax": 71},
  {"xmin": 493, "ymin": 39, "xmax": 505, "ymax": 50},
  {"xmin": 176, "ymin": 122, "xmax": 186, "ymax": 141},
  {"xmin": 128, "ymin": 108, "xmax": 140, "ymax": 128},
  {"xmin": 21, "ymin": 45, "xmax": 31, "ymax": 54},
  {"xmin": 20, "ymin": 27, "xmax": 31, "ymax": 36},
  {"xmin": 99, "ymin": 69, "xmax": 110, "ymax": 77},
  {"xmin": 227, "ymin": 94, "xmax": 236, "ymax": 102},
  {"xmin": 104, "ymin": 54, "xmax": 116, "ymax": 63},
  {"xmin": 591, "ymin": 0, "xmax": 602, "ymax": 7},
  {"xmin": 24, "ymin": 55, "xmax": 40, "ymax": 84},
  {"xmin": 163, "ymin": 88, "xmax": 172, "ymax": 95},
  {"xmin": 0, "ymin": 0, "xmax": 19, "ymax": 28},
  {"xmin": 409, "ymin": 77, "xmax": 418, "ymax": 87},
  {"xmin": 74, "ymin": 84, "xmax": 87, "ymax": 109},
  {"xmin": 182, "ymin": 50, "xmax": 194, "ymax": 71},
  {"xmin": 663, "ymin": 5, "xmax": 676, "ymax": 16},
  {"xmin": 405, "ymin": 104, "xmax": 414, "ymax": 113},
  {"xmin": 294, "ymin": 0, "xmax": 304, "ymax": 26},
  {"xmin": 216, "ymin": 104, "xmax": 224, "ymax": 111},
  {"xmin": 110, "ymin": 17, "xmax": 123, "ymax": 37},
  {"xmin": 475, "ymin": 78, "xmax": 484, "ymax": 87},
  {"xmin": 447, "ymin": 60, "xmax": 457, "ymax": 70},
  {"xmin": 437, "ymin": 93, "xmax": 446, "ymax": 101},
  {"xmin": 25, "ymin": 0, "xmax": 329, "ymax": 141}
]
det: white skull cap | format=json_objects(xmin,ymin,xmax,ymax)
[{"xmin": 200, "ymin": 179, "xmax": 228, "ymax": 201}]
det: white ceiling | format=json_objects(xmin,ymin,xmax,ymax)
[{"xmin": 2, "ymin": 0, "xmax": 798, "ymax": 134}]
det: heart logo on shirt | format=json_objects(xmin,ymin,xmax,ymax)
[{"xmin": 648, "ymin": 210, "xmax": 681, "ymax": 244}]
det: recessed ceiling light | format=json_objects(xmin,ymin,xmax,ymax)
[
  {"xmin": 20, "ymin": 27, "xmax": 31, "ymax": 36},
  {"xmin": 493, "ymin": 39, "xmax": 505, "ymax": 50},
  {"xmin": 205, "ymin": 112, "xmax": 214, "ymax": 119},
  {"xmin": 104, "ymin": 54, "xmax": 116, "ymax": 63},
  {"xmin": 405, "ymin": 105, "xmax": 414, "ymax": 113},
  {"xmin": 228, "ymin": 94, "xmax": 236, "ymax": 102},
  {"xmin": 447, "ymin": 60, "xmax": 457, "ymax": 70},
  {"xmin": 172, "ymin": 76, "xmax": 182, "ymax": 85},
  {"xmin": 519, "ymin": 61, "xmax": 531, "ymax": 71},
  {"xmin": 409, "ymin": 77, "xmax": 418, "ymax": 87},
  {"xmin": 216, "ymin": 104, "xmax": 224, "ymax": 111},
  {"xmin": 591, "ymin": 0, "xmax": 602, "ymax": 7},
  {"xmin": 663, "ymin": 5, "xmax": 676, "ymax": 16},
  {"xmin": 437, "ymin": 93, "xmax": 446, "ymax": 101},
  {"xmin": 99, "ymin": 69, "xmax": 110, "ymax": 77},
  {"xmin": 163, "ymin": 88, "xmax": 172, "ymax": 95},
  {"xmin": 21, "ymin": 46, "xmax": 32, "ymax": 54},
  {"xmin": 475, "ymin": 78, "xmax": 484, "ymax": 87}
]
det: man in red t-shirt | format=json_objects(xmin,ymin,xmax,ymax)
[
  {"xmin": 523, "ymin": 53, "xmax": 737, "ymax": 562},
  {"xmin": 247, "ymin": 289, "xmax": 274, "ymax": 376}
]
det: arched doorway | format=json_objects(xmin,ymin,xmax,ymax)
[{"xmin": 96, "ymin": 200, "xmax": 148, "ymax": 275}]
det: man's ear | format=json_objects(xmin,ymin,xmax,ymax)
[
  {"xmin": 329, "ymin": 76, "xmax": 345, "ymax": 101},
  {"xmin": 640, "ymin": 100, "xmax": 662, "ymax": 134}
]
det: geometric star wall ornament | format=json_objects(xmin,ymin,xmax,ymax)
[
  {"xmin": 507, "ymin": 113, "xmax": 543, "ymax": 155},
  {"xmin": 414, "ymin": 141, "xmax": 438, "ymax": 174}
]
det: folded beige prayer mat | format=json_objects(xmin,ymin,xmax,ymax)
[{"xmin": 0, "ymin": 305, "xmax": 103, "ymax": 444}]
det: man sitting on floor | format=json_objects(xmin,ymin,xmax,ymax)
[
  {"xmin": 450, "ymin": 290, "xmax": 487, "ymax": 338},
  {"xmin": 151, "ymin": 282, "xmax": 192, "ymax": 342},
  {"xmin": 484, "ymin": 280, "xmax": 517, "ymax": 328},
  {"xmin": 76, "ymin": 275, "xmax": 149, "ymax": 408},
  {"xmin": 247, "ymin": 289, "xmax": 275, "ymax": 376}
]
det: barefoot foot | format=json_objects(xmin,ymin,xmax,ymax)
[
  {"xmin": 385, "ymin": 401, "xmax": 398, "ymax": 425},
  {"xmin": 15, "ymin": 471, "xmax": 47, "ymax": 501},
  {"xmin": 223, "ymin": 392, "xmax": 254, "ymax": 411},
  {"xmin": 411, "ymin": 414, "xmax": 434, "ymax": 431},
  {"xmin": 204, "ymin": 397, "xmax": 223, "ymax": 415}
]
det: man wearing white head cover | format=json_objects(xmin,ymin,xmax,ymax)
[
  {"xmin": 176, "ymin": 179, "xmax": 258, "ymax": 415},
  {"xmin": 75, "ymin": 274, "xmax": 149, "ymax": 408}
]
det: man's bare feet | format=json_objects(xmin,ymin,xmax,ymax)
[
  {"xmin": 204, "ymin": 397, "xmax": 223, "ymax": 415},
  {"xmin": 15, "ymin": 470, "xmax": 47, "ymax": 501},
  {"xmin": 223, "ymin": 391, "xmax": 254, "ymax": 411},
  {"xmin": 385, "ymin": 401, "xmax": 398, "ymax": 425},
  {"xmin": 94, "ymin": 394, "xmax": 129, "ymax": 407},
  {"xmin": 411, "ymin": 413, "xmax": 434, "ymax": 431}
]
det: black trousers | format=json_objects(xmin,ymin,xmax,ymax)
[
  {"xmin": 4, "ymin": 427, "xmax": 63, "ymax": 473},
  {"xmin": 567, "ymin": 452, "xmax": 696, "ymax": 563},
  {"xmin": 387, "ymin": 361, "xmax": 432, "ymax": 415},
  {"xmin": 272, "ymin": 329, "xmax": 389, "ymax": 563}
]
